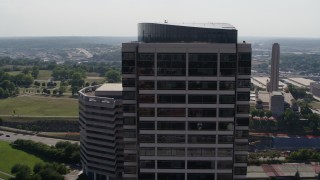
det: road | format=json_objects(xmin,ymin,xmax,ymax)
[{"xmin": 0, "ymin": 130, "xmax": 78, "ymax": 146}]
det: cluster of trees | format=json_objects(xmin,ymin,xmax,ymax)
[
  {"xmin": 13, "ymin": 140, "xmax": 80, "ymax": 164},
  {"xmin": 105, "ymin": 69, "xmax": 121, "ymax": 83},
  {"xmin": 248, "ymin": 151, "xmax": 282, "ymax": 165},
  {"xmin": 280, "ymin": 54, "xmax": 320, "ymax": 74},
  {"xmin": 287, "ymin": 149, "xmax": 320, "ymax": 162},
  {"xmin": 286, "ymin": 84, "xmax": 313, "ymax": 102},
  {"xmin": 10, "ymin": 162, "xmax": 67, "ymax": 180}
]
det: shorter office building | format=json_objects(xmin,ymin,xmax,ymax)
[
  {"xmin": 79, "ymin": 83, "xmax": 123, "ymax": 180},
  {"xmin": 270, "ymin": 91, "xmax": 284, "ymax": 117},
  {"xmin": 247, "ymin": 164, "xmax": 320, "ymax": 179}
]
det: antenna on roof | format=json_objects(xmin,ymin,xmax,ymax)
[{"xmin": 164, "ymin": 20, "xmax": 168, "ymax": 23}]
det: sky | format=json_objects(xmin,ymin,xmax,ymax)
[{"xmin": 0, "ymin": 0, "xmax": 320, "ymax": 38}]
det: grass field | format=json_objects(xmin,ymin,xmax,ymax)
[
  {"xmin": 0, "ymin": 141, "xmax": 44, "ymax": 179},
  {"xmin": 0, "ymin": 96, "xmax": 78, "ymax": 116},
  {"xmin": 310, "ymin": 102, "xmax": 320, "ymax": 109},
  {"xmin": 36, "ymin": 70, "xmax": 52, "ymax": 80}
]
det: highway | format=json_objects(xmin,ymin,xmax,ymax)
[{"xmin": 0, "ymin": 130, "xmax": 78, "ymax": 146}]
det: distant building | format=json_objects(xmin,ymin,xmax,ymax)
[
  {"xmin": 269, "ymin": 43, "xmax": 280, "ymax": 92},
  {"xmin": 310, "ymin": 82, "xmax": 320, "ymax": 97},
  {"xmin": 270, "ymin": 91, "xmax": 285, "ymax": 117}
]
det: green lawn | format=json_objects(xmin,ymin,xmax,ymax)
[
  {"xmin": 310, "ymin": 102, "xmax": 320, "ymax": 110},
  {"xmin": 7, "ymin": 71, "xmax": 21, "ymax": 76},
  {"xmin": 0, "ymin": 96, "xmax": 78, "ymax": 116},
  {"xmin": 36, "ymin": 70, "xmax": 52, "ymax": 80},
  {"xmin": 0, "ymin": 141, "xmax": 44, "ymax": 177}
]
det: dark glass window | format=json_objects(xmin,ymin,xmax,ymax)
[
  {"xmin": 158, "ymin": 173, "xmax": 184, "ymax": 180},
  {"xmin": 140, "ymin": 173, "xmax": 155, "ymax": 180},
  {"xmin": 140, "ymin": 134, "xmax": 155, "ymax": 143},
  {"xmin": 157, "ymin": 81, "xmax": 185, "ymax": 90},
  {"xmin": 140, "ymin": 160, "xmax": 155, "ymax": 169},
  {"xmin": 188, "ymin": 148, "xmax": 215, "ymax": 157},
  {"xmin": 220, "ymin": 53, "xmax": 236, "ymax": 77},
  {"xmin": 139, "ymin": 108, "xmax": 155, "ymax": 117},
  {"xmin": 219, "ymin": 95, "xmax": 235, "ymax": 104},
  {"xmin": 188, "ymin": 122, "xmax": 216, "ymax": 131},
  {"xmin": 188, "ymin": 108, "xmax": 216, "ymax": 117},
  {"xmin": 235, "ymin": 155, "xmax": 248, "ymax": 163},
  {"xmin": 123, "ymin": 78, "xmax": 135, "ymax": 87},
  {"xmin": 122, "ymin": 59, "xmax": 135, "ymax": 74},
  {"xmin": 235, "ymin": 142, "xmax": 248, "ymax": 151},
  {"xmin": 219, "ymin": 108, "xmax": 235, "ymax": 117},
  {"xmin": 158, "ymin": 108, "xmax": 185, "ymax": 117},
  {"xmin": 123, "ymin": 91, "xmax": 135, "ymax": 100},
  {"xmin": 187, "ymin": 161, "xmax": 215, "ymax": 169},
  {"xmin": 158, "ymin": 135, "xmax": 185, "ymax": 143},
  {"xmin": 139, "ymin": 81, "xmax": 155, "ymax": 90},
  {"xmin": 158, "ymin": 121, "xmax": 185, "ymax": 130},
  {"xmin": 124, "ymin": 166, "xmax": 136, "ymax": 174},
  {"xmin": 140, "ymin": 147, "xmax": 155, "ymax": 156},
  {"xmin": 188, "ymin": 135, "xmax": 216, "ymax": 144},
  {"xmin": 189, "ymin": 53, "xmax": 217, "ymax": 76},
  {"xmin": 218, "ymin": 122, "xmax": 234, "ymax": 131},
  {"xmin": 158, "ymin": 160, "xmax": 185, "ymax": 169},
  {"xmin": 139, "ymin": 94, "xmax": 155, "ymax": 103},
  {"xmin": 217, "ymin": 174, "xmax": 232, "ymax": 179},
  {"xmin": 124, "ymin": 117, "xmax": 136, "ymax": 125},
  {"xmin": 237, "ymin": 92, "xmax": 250, "ymax": 101},
  {"xmin": 188, "ymin": 173, "xmax": 215, "ymax": 180},
  {"xmin": 218, "ymin": 135, "xmax": 234, "ymax": 144},
  {"xmin": 220, "ymin": 81, "xmax": 235, "ymax": 90},
  {"xmin": 238, "ymin": 53, "xmax": 251, "ymax": 75},
  {"xmin": 157, "ymin": 148, "xmax": 185, "ymax": 156},
  {"xmin": 124, "ymin": 154, "xmax": 136, "ymax": 162},
  {"xmin": 158, "ymin": 94, "xmax": 185, "ymax": 104},
  {"xmin": 188, "ymin": 81, "xmax": 217, "ymax": 90},
  {"xmin": 235, "ymin": 167, "xmax": 247, "ymax": 175},
  {"xmin": 122, "ymin": 52, "xmax": 135, "ymax": 60},
  {"xmin": 237, "ymin": 79, "xmax": 251, "ymax": 88},
  {"xmin": 217, "ymin": 160, "xmax": 233, "ymax": 169},
  {"xmin": 237, "ymin": 105, "xmax": 250, "ymax": 114},
  {"xmin": 237, "ymin": 117, "xmax": 249, "ymax": 126},
  {"xmin": 139, "ymin": 121, "xmax": 155, "ymax": 130},
  {"xmin": 157, "ymin": 53, "xmax": 186, "ymax": 76},
  {"xmin": 235, "ymin": 130, "xmax": 249, "ymax": 139},
  {"xmin": 217, "ymin": 148, "xmax": 233, "ymax": 157},
  {"xmin": 138, "ymin": 53, "xmax": 154, "ymax": 75},
  {"xmin": 123, "ymin": 129, "xmax": 136, "ymax": 138},
  {"xmin": 188, "ymin": 95, "xmax": 217, "ymax": 104},
  {"xmin": 123, "ymin": 104, "xmax": 135, "ymax": 113}
]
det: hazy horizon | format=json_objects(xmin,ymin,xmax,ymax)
[{"xmin": 1, "ymin": 0, "xmax": 320, "ymax": 38}]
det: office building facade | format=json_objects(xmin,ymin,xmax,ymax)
[{"xmin": 122, "ymin": 23, "xmax": 251, "ymax": 180}]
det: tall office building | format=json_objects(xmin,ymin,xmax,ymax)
[
  {"xmin": 79, "ymin": 84, "xmax": 123, "ymax": 180},
  {"xmin": 270, "ymin": 43, "xmax": 280, "ymax": 92},
  {"xmin": 122, "ymin": 23, "xmax": 251, "ymax": 180}
]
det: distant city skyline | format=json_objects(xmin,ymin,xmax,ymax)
[{"xmin": 0, "ymin": 0, "xmax": 320, "ymax": 38}]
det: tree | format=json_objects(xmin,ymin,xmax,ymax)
[
  {"xmin": 22, "ymin": 67, "xmax": 31, "ymax": 75},
  {"xmin": 11, "ymin": 164, "xmax": 32, "ymax": 180},
  {"xmin": 58, "ymin": 86, "xmax": 66, "ymax": 96},
  {"xmin": 251, "ymin": 109, "xmax": 259, "ymax": 117},
  {"xmin": 105, "ymin": 69, "xmax": 121, "ymax": 83},
  {"xmin": 265, "ymin": 111, "xmax": 273, "ymax": 118},
  {"xmin": 31, "ymin": 66, "xmax": 39, "ymax": 79}
]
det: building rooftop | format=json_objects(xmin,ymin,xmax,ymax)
[
  {"xmin": 151, "ymin": 22, "xmax": 236, "ymax": 30},
  {"xmin": 96, "ymin": 83, "xmax": 123, "ymax": 92},
  {"xmin": 288, "ymin": 77, "xmax": 315, "ymax": 87},
  {"xmin": 247, "ymin": 164, "xmax": 320, "ymax": 179}
]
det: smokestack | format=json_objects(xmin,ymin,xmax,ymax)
[{"xmin": 270, "ymin": 43, "xmax": 280, "ymax": 92}]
